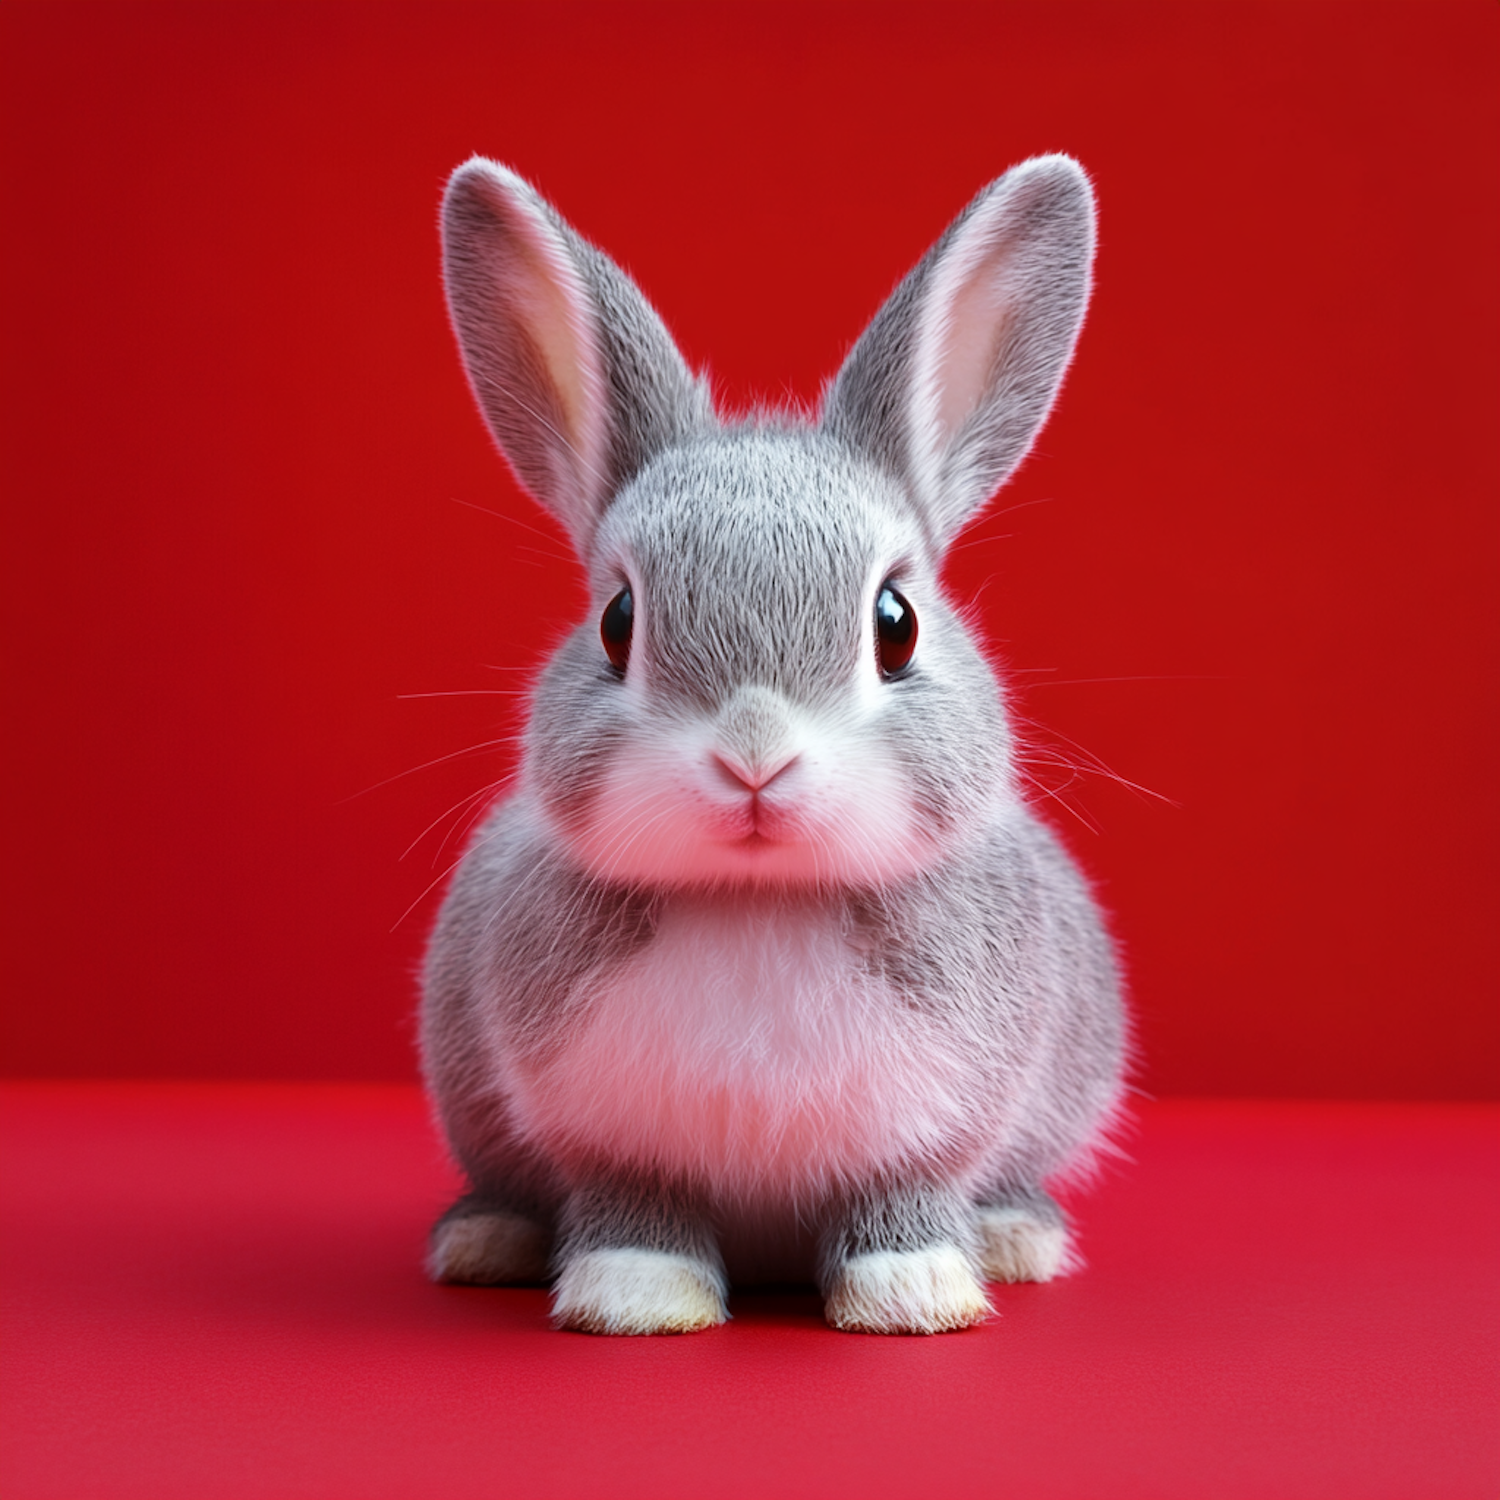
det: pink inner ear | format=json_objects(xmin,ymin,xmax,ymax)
[
  {"xmin": 931, "ymin": 235, "xmax": 1017, "ymax": 442},
  {"xmin": 455, "ymin": 162, "xmax": 611, "ymax": 531},
  {"xmin": 503, "ymin": 225, "xmax": 601, "ymax": 464}
]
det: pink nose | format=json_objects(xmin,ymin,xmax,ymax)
[{"xmin": 711, "ymin": 751, "xmax": 798, "ymax": 793}]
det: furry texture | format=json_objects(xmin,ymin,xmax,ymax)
[
  {"xmin": 422, "ymin": 156, "xmax": 1127, "ymax": 1334},
  {"xmin": 552, "ymin": 1249, "xmax": 728, "ymax": 1335},
  {"xmin": 428, "ymin": 1200, "xmax": 551, "ymax": 1285},
  {"xmin": 825, "ymin": 1248, "xmax": 991, "ymax": 1334}
]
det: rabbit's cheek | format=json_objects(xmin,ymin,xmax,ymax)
[{"xmin": 558, "ymin": 742, "xmax": 745, "ymax": 883}]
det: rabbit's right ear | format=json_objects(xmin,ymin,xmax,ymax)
[{"xmin": 441, "ymin": 160, "xmax": 709, "ymax": 550}]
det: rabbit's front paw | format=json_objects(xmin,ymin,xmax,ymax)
[
  {"xmin": 551, "ymin": 1249, "xmax": 727, "ymax": 1335},
  {"xmin": 824, "ymin": 1246, "xmax": 990, "ymax": 1334},
  {"xmin": 427, "ymin": 1209, "xmax": 551, "ymax": 1285},
  {"xmin": 976, "ymin": 1207, "xmax": 1073, "ymax": 1283}
]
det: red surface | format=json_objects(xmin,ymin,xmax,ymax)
[
  {"xmin": 3, "ymin": 1084, "xmax": 1496, "ymax": 1499},
  {"xmin": 1, "ymin": 2, "xmax": 1497, "ymax": 1097}
]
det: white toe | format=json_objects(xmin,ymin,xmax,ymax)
[
  {"xmin": 427, "ymin": 1211, "xmax": 550, "ymax": 1285},
  {"xmin": 825, "ymin": 1246, "xmax": 990, "ymax": 1334},
  {"xmin": 552, "ymin": 1248, "xmax": 727, "ymax": 1335},
  {"xmin": 975, "ymin": 1208, "xmax": 1074, "ymax": 1283}
]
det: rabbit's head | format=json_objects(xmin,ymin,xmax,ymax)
[{"xmin": 442, "ymin": 158, "xmax": 1095, "ymax": 890}]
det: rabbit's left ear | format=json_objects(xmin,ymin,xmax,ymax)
[{"xmin": 822, "ymin": 156, "xmax": 1096, "ymax": 550}]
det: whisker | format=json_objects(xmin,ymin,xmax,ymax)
[
  {"xmin": 450, "ymin": 495, "xmax": 571, "ymax": 551},
  {"xmin": 391, "ymin": 852, "xmax": 473, "ymax": 932},
  {"xmin": 1016, "ymin": 716, "xmax": 1178, "ymax": 807},
  {"xmin": 397, "ymin": 689, "xmax": 528, "ymax": 700},
  {"xmin": 339, "ymin": 737, "xmax": 516, "ymax": 803},
  {"xmin": 445, "ymin": 782, "xmax": 512, "ymax": 859},
  {"xmin": 1009, "ymin": 709, "xmax": 1178, "ymax": 810},
  {"xmin": 401, "ymin": 776, "xmax": 510, "ymax": 863},
  {"xmin": 395, "ymin": 818, "xmax": 518, "ymax": 934},
  {"xmin": 1018, "ymin": 768, "xmax": 1101, "ymax": 835},
  {"xmin": 1026, "ymin": 674, "xmax": 1227, "ymax": 689},
  {"xmin": 947, "ymin": 497, "xmax": 1057, "ymax": 551}
]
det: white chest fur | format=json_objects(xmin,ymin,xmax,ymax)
[{"xmin": 497, "ymin": 894, "xmax": 979, "ymax": 1203}]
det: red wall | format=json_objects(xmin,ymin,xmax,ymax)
[{"xmin": 2, "ymin": 1, "xmax": 1495, "ymax": 1095}]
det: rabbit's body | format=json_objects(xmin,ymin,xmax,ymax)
[
  {"xmin": 421, "ymin": 158, "xmax": 1127, "ymax": 1333},
  {"xmin": 425, "ymin": 791, "xmax": 1117, "ymax": 1285}
]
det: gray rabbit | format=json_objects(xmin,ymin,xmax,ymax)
[{"xmin": 421, "ymin": 156, "xmax": 1127, "ymax": 1334}]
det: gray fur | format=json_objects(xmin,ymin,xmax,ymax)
[
  {"xmin": 817, "ymin": 1179, "xmax": 980, "ymax": 1287},
  {"xmin": 422, "ymin": 157, "xmax": 1127, "ymax": 1331}
]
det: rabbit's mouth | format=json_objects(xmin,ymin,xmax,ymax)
[
  {"xmin": 719, "ymin": 792, "xmax": 799, "ymax": 849},
  {"xmin": 701, "ymin": 803, "xmax": 805, "ymax": 861}
]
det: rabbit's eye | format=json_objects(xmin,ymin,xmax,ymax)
[
  {"xmin": 875, "ymin": 584, "xmax": 917, "ymax": 677},
  {"xmin": 601, "ymin": 587, "xmax": 633, "ymax": 673}
]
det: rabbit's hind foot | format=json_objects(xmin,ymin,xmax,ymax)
[
  {"xmin": 975, "ymin": 1206, "xmax": 1074, "ymax": 1283},
  {"xmin": 551, "ymin": 1248, "xmax": 728, "ymax": 1335},
  {"xmin": 824, "ymin": 1246, "xmax": 990, "ymax": 1334},
  {"xmin": 427, "ymin": 1207, "xmax": 551, "ymax": 1285}
]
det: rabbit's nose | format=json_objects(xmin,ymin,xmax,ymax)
[
  {"xmin": 711, "ymin": 748, "xmax": 799, "ymax": 794},
  {"xmin": 711, "ymin": 685, "xmax": 801, "ymax": 792}
]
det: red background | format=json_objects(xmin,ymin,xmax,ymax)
[{"xmin": 2, "ymin": 0, "xmax": 1495, "ymax": 1097}]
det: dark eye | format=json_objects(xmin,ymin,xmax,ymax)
[
  {"xmin": 875, "ymin": 583, "xmax": 917, "ymax": 677},
  {"xmin": 601, "ymin": 587, "xmax": 633, "ymax": 673}
]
